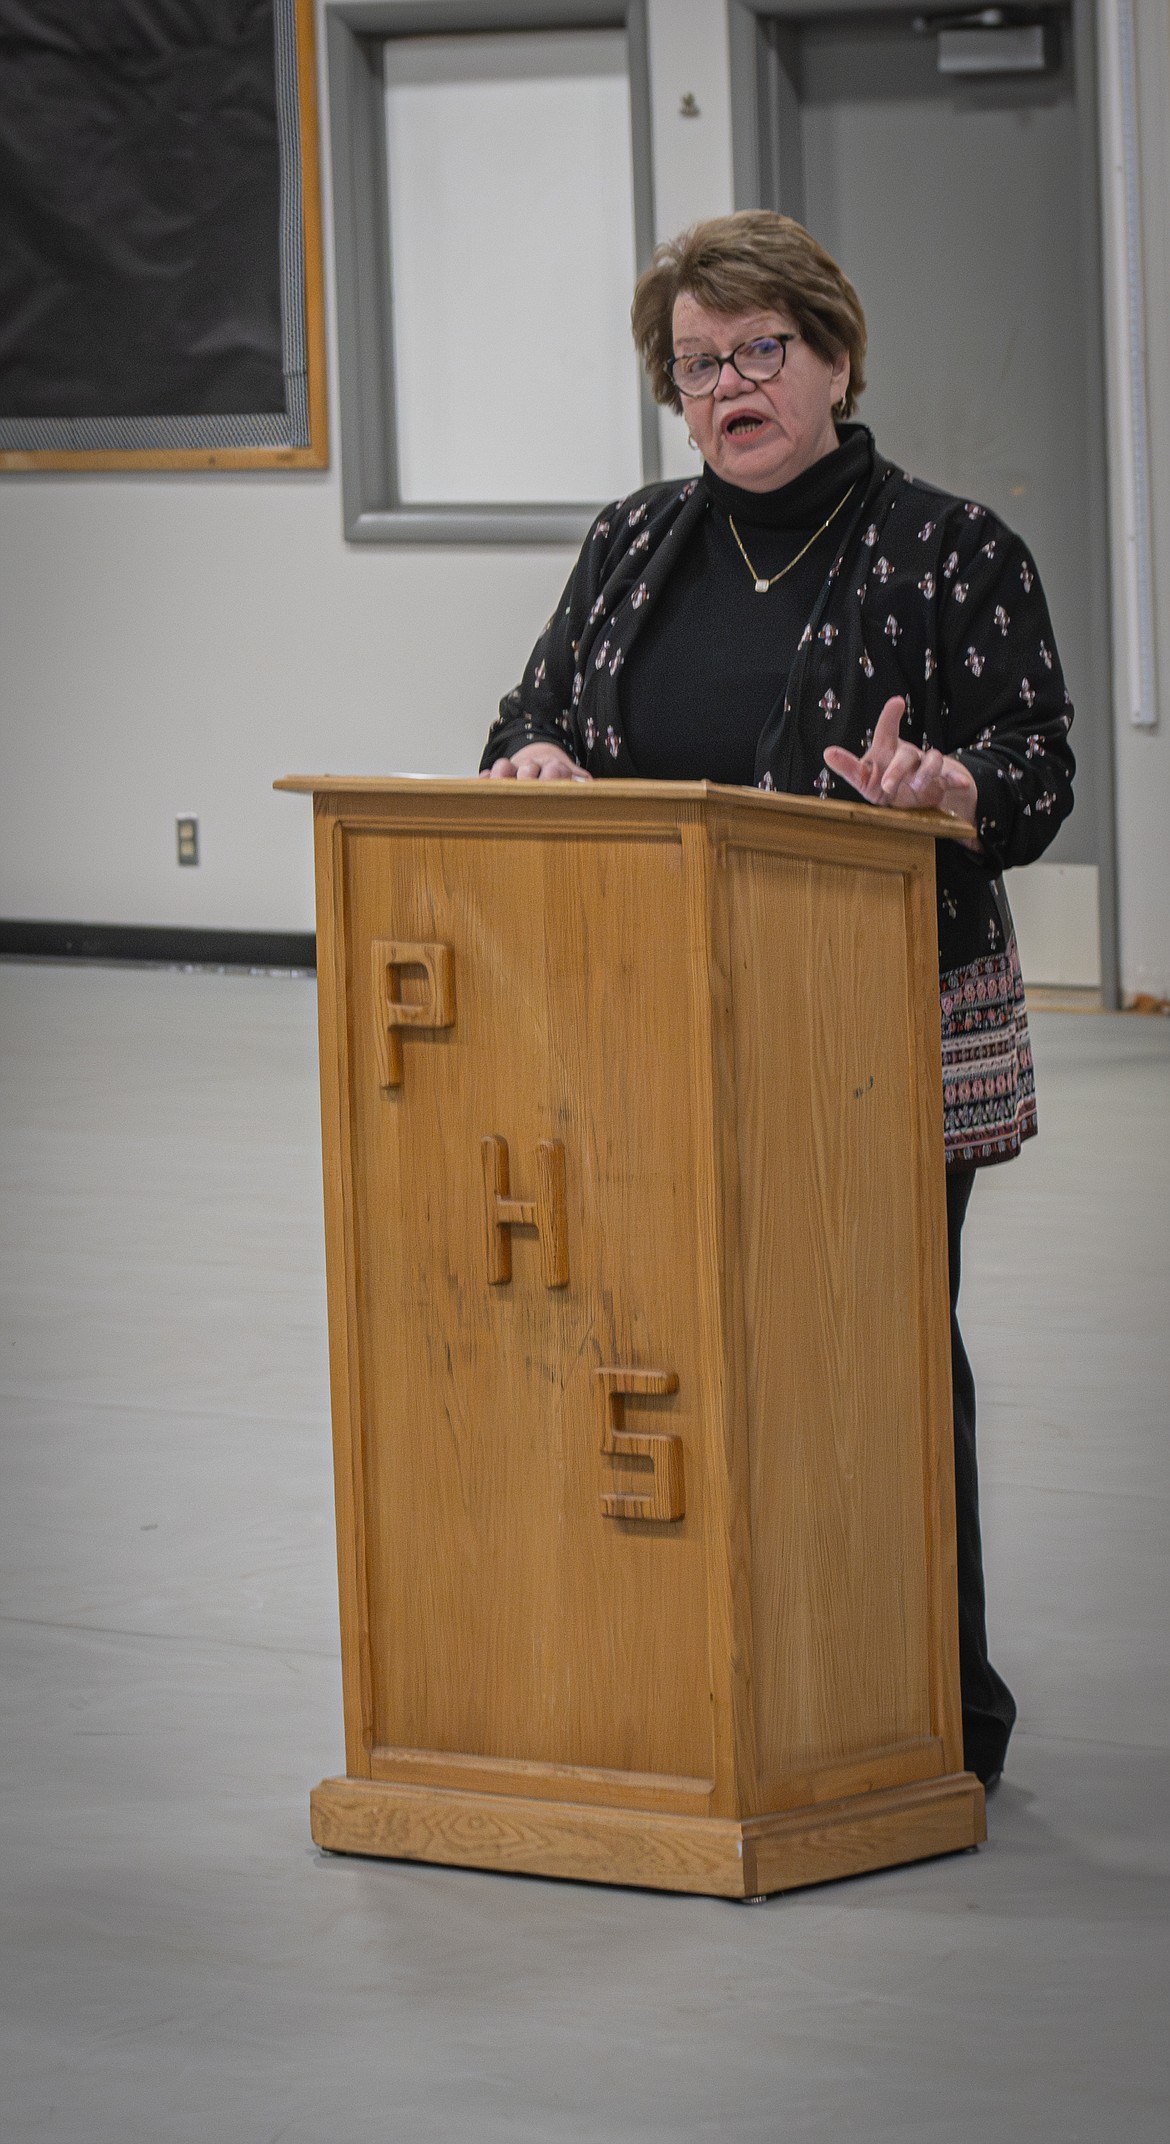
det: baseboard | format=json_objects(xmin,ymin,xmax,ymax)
[
  {"xmin": 0, "ymin": 919, "xmax": 316, "ymax": 970},
  {"xmin": 309, "ymin": 1771, "xmax": 986, "ymax": 1899}
]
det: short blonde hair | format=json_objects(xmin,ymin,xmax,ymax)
[{"xmin": 632, "ymin": 211, "xmax": 868, "ymax": 418}]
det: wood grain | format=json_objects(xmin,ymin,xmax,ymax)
[
  {"xmin": 597, "ymin": 1366, "xmax": 684, "ymax": 1521},
  {"xmin": 481, "ymin": 1134, "xmax": 569, "ymax": 1287},
  {"xmin": 481, "ymin": 1134, "xmax": 522, "ymax": 1282},
  {"xmin": 294, "ymin": 0, "xmax": 330, "ymax": 471},
  {"xmin": 904, "ymin": 856, "xmax": 966, "ymax": 1773},
  {"xmin": 724, "ymin": 843, "xmax": 943, "ymax": 1798},
  {"xmin": 372, "ymin": 938, "xmax": 455, "ymax": 1088},
  {"xmin": 742, "ymin": 1773, "xmax": 985, "ymax": 1896},
  {"xmin": 289, "ymin": 778, "xmax": 974, "ymax": 1894},
  {"xmin": 311, "ymin": 1774, "xmax": 749, "ymax": 1894},
  {"xmin": 534, "ymin": 1137, "xmax": 570, "ymax": 1288},
  {"xmin": 366, "ymin": 1743, "xmax": 713, "ymax": 1815},
  {"xmin": 310, "ymin": 1772, "xmax": 985, "ymax": 1898},
  {"xmin": 338, "ymin": 819, "xmax": 715, "ymax": 1787},
  {"xmin": 274, "ymin": 774, "xmax": 979, "ymax": 850},
  {"xmin": 312, "ymin": 807, "xmax": 371, "ymax": 1774}
]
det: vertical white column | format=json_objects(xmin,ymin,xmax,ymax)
[
  {"xmin": 1098, "ymin": 0, "xmax": 1170, "ymax": 998},
  {"xmin": 1097, "ymin": 0, "xmax": 1158, "ymax": 732},
  {"xmin": 645, "ymin": 0, "xmax": 736, "ymax": 478}
]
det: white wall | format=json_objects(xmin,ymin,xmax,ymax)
[
  {"xmin": 1100, "ymin": 0, "xmax": 1170, "ymax": 1001},
  {"xmin": 0, "ymin": 0, "xmax": 735, "ymax": 935},
  {"xmin": 1004, "ymin": 865, "xmax": 1102, "ymax": 991},
  {"xmin": 383, "ymin": 31, "xmax": 643, "ymax": 505},
  {"xmin": 646, "ymin": 0, "xmax": 735, "ymax": 480},
  {"xmin": 2, "ymin": 0, "xmax": 1167, "ymax": 1001},
  {"xmin": 0, "ymin": 471, "xmax": 558, "ymax": 932}
]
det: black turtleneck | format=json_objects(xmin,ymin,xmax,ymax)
[{"xmin": 621, "ymin": 427, "xmax": 872, "ymax": 785}]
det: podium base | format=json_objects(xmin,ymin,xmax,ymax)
[{"xmin": 309, "ymin": 1771, "xmax": 986, "ymax": 1899}]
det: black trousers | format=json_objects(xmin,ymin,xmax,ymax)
[{"xmin": 946, "ymin": 1168, "xmax": 1017, "ymax": 1784}]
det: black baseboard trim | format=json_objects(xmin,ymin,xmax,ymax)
[{"xmin": 0, "ymin": 920, "xmax": 317, "ymax": 971}]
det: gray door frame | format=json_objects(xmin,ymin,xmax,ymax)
[
  {"xmin": 327, "ymin": 0, "xmax": 659, "ymax": 547},
  {"xmin": 726, "ymin": 0, "xmax": 1119, "ymax": 1008}
]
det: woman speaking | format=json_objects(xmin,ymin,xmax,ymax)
[{"xmin": 480, "ymin": 212, "xmax": 1075, "ymax": 1790}]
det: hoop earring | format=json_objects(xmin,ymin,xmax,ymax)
[{"xmin": 686, "ymin": 431, "xmax": 698, "ymax": 451}]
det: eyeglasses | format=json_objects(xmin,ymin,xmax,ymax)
[{"xmin": 666, "ymin": 334, "xmax": 798, "ymax": 398}]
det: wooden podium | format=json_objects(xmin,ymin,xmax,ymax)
[{"xmin": 278, "ymin": 776, "xmax": 985, "ymax": 1897}]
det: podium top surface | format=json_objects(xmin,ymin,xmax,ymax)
[{"xmin": 274, "ymin": 775, "xmax": 977, "ymax": 848}]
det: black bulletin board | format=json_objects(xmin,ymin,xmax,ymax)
[{"xmin": 0, "ymin": 0, "xmax": 326, "ymax": 469}]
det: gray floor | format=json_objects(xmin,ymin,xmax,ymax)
[{"xmin": 1, "ymin": 961, "xmax": 1167, "ymax": 2144}]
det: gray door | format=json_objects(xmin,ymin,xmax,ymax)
[{"xmin": 744, "ymin": 2, "xmax": 1114, "ymax": 992}]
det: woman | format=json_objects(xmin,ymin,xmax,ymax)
[{"xmin": 480, "ymin": 213, "xmax": 1075, "ymax": 1789}]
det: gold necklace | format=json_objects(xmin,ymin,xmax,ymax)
[{"xmin": 727, "ymin": 482, "xmax": 857, "ymax": 594}]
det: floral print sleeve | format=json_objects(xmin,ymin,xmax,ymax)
[
  {"xmin": 480, "ymin": 503, "xmax": 620, "ymax": 772},
  {"xmin": 934, "ymin": 509, "xmax": 1075, "ymax": 872}
]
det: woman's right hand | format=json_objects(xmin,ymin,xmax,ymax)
[{"xmin": 480, "ymin": 744, "xmax": 590, "ymax": 782}]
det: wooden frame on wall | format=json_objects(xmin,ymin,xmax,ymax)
[{"xmin": 0, "ymin": 0, "xmax": 328, "ymax": 474}]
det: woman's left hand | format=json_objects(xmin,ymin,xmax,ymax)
[{"xmin": 824, "ymin": 696, "xmax": 978, "ymax": 830}]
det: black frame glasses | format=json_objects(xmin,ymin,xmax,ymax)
[{"xmin": 666, "ymin": 333, "xmax": 798, "ymax": 398}]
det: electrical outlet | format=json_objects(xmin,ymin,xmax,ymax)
[{"xmin": 176, "ymin": 816, "xmax": 199, "ymax": 866}]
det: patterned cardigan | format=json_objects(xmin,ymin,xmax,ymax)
[{"xmin": 482, "ymin": 432, "xmax": 1076, "ymax": 1168}]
